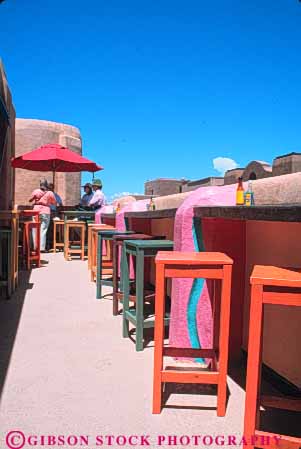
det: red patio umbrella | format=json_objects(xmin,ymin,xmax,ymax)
[{"xmin": 11, "ymin": 143, "xmax": 103, "ymax": 186}]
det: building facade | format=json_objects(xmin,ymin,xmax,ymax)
[
  {"xmin": 15, "ymin": 119, "xmax": 82, "ymax": 206},
  {"xmin": 144, "ymin": 178, "xmax": 188, "ymax": 196}
]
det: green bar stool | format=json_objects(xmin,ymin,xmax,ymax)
[
  {"xmin": 96, "ymin": 229, "xmax": 135, "ymax": 299},
  {"xmin": 122, "ymin": 239, "xmax": 174, "ymax": 351},
  {"xmin": 0, "ymin": 229, "xmax": 12, "ymax": 298}
]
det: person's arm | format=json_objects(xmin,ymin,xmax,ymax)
[
  {"xmin": 88, "ymin": 192, "xmax": 98, "ymax": 206},
  {"xmin": 48, "ymin": 192, "xmax": 57, "ymax": 205},
  {"xmin": 56, "ymin": 194, "xmax": 63, "ymax": 206},
  {"xmin": 29, "ymin": 190, "xmax": 37, "ymax": 203}
]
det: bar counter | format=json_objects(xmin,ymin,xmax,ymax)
[
  {"xmin": 124, "ymin": 208, "xmax": 178, "ymax": 220},
  {"xmin": 194, "ymin": 204, "xmax": 301, "ymax": 222}
]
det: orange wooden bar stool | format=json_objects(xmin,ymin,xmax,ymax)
[
  {"xmin": 153, "ymin": 251, "xmax": 233, "ymax": 415},
  {"xmin": 243, "ymin": 265, "xmax": 301, "ymax": 449},
  {"xmin": 89, "ymin": 225, "xmax": 115, "ymax": 281},
  {"xmin": 64, "ymin": 221, "xmax": 86, "ymax": 260},
  {"xmin": 20, "ymin": 210, "xmax": 41, "ymax": 269},
  {"xmin": 53, "ymin": 219, "xmax": 64, "ymax": 252},
  {"xmin": 88, "ymin": 224, "xmax": 114, "ymax": 272}
]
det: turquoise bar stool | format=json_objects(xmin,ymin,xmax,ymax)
[
  {"xmin": 96, "ymin": 229, "xmax": 134, "ymax": 299},
  {"xmin": 122, "ymin": 239, "xmax": 174, "ymax": 351}
]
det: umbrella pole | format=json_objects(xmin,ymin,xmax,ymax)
[{"xmin": 53, "ymin": 171, "xmax": 55, "ymax": 190}]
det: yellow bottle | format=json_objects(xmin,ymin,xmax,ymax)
[{"xmin": 236, "ymin": 177, "xmax": 245, "ymax": 206}]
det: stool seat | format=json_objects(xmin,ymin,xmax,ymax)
[
  {"xmin": 125, "ymin": 239, "xmax": 172, "ymax": 249},
  {"xmin": 251, "ymin": 265, "xmax": 301, "ymax": 287},
  {"xmin": 113, "ymin": 233, "xmax": 153, "ymax": 241},
  {"xmin": 156, "ymin": 251, "xmax": 233, "ymax": 265}
]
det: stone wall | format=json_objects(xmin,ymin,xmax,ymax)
[
  {"xmin": 242, "ymin": 160, "xmax": 272, "ymax": 181},
  {"xmin": 144, "ymin": 178, "xmax": 187, "ymax": 196},
  {"xmin": 182, "ymin": 177, "xmax": 224, "ymax": 192},
  {"xmin": 272, "ymin": 153, "xmax": 301, "ymax": 177},
  {"xmin": 0, "ymin": 61, "xmax": 15, "ymax": 210},
  {"xmin": 15, "ymin": 119, "xmax": 82, "ymax": 206}
]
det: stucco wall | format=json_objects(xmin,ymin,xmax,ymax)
[
  {"xmin": 0, "ymin": 61, "xmax": 15, "ymax": 210},
  {"xmin": 15, "ymin": 119, "xmax": 82, "ymax": 206},
  {"xmin": 145, "ymin": 179, "xmax": 187, "ymax": 196}
]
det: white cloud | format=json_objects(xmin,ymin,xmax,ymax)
[
  {"xmin": 109, "ymin": 191, "xmax": 142, "ymax": 202},
  {"xmin": 213, "ymin": 157, "xmax": 238, "ymax": 175}
]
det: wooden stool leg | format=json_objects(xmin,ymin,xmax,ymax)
[
  {"xmin": 96, "ymin": 235, "xmax": 103, "ymax": 299},
  {"xmin": 36, "ymin": 224, "xmax": 41, "ymax": 267},
  {"xmin": 90, "ymin": 231, "xmax": 95, "ymax": 281},
  {"xmin": 243, "ymin": 284, "xmax": 264, "ymax": 449},
  {"xmin": 7, "ymin": 232, "xmax": 12, "ymax": 298},
  {"xmin": 122, "ymin": 250, "xmax": 130, "ymax": 338},
  {"xmin": 53, "ymin": 223, "xmax": 57, "ymax": 252},
  {"xmin": 112, "ymin": 241, "xmax": 119, "ymax": 316},
  {"xmin": 217, "ymin": 264, "xmax": 232, "ymax": 417},
  {"xmin": 152, "ymin": 263, "xmax": 165, "ymax": 414},
  {"xmin": 135, "ymin": 249, "xmax": 145, "ymax": 352},
  {"xmin": 26, "ymin": 225, "xmax": 31, "ymax": 270},
  {"xmin": 81, "ymin": 227, "xmax": 85, "ymax": 260}
]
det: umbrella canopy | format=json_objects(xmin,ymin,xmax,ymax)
[{"xmin": 11, "ymin": 143, "xmax": 102, "ymax": 173}]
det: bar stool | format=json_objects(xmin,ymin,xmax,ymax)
[
  {"xmin": 64, "ymin": 221, "xmax": 86, "ymax": 260},
  {"xmin": 53, "ymin": 219, "xmax": 64, "ymax": 252},
  {"xmin": 21, "ymin": 211, "xmax": 41, "ymax": 269},
  {"xmin": 243, "ymin": 265, "xmax": 301, "ymax": 449},
  {"xmin": 88, "ymin": 224, "xmax": 113, "ymax": 271},
  {"xmin": 112, "ymin": 233, "xmax": 154, "ymax": 316},
  {"xmin": 152, "ymin": 251, "xmax": 233, "ymax": 415},
  {"xmin": 90, "ymin": 225, "xmax": 116, "ymax": 282},
  {"xmin": 96, "ymin": 229, "xmax": 135, "ymax": 299},
  {"xmin": 123, "ymin": 240, "xmax": 174, "ymax": 352}
]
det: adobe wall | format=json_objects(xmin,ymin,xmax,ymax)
[
  {"xmin": 15, "ymin": 119, "xmax": 82, "ymax": 206},
  {"xmin": 0, "ymin": 61, "xmax": 15, "ymax": 210},
  {"xmin": 145, "ymin": 179, "xmax": 187, "ymax": 196}
]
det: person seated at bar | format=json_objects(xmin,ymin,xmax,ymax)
[
  {"xmin": 29, "ymin": 179, "xmax": 56, "ymax": 252},
  {"xmin": 80, "ymin": 183, "xmax": 94, "ymax": 207},
  {"xmin": 89, "ymin": 179, "xmax": 106, "ymax": 211}
]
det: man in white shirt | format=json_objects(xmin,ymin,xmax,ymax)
[{"xmin": 89, "ymin": 179, "xmax": 106, "ymax": 210}]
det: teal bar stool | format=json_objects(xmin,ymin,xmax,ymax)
[
  {"xmin": 0, "ymin": 229, "xmax": 12, "ymax": 298},
  {"xmin": 122, "ymin": 239, "xmax": 174, "ymax": 351},
  {"xmin": 96, "ymin": 229, "xmax": 134, "ymax": 299}
]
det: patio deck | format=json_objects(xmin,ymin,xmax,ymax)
[{"xmin": 0, "ymin": 254, "xmax": 298, "ymax": 445}]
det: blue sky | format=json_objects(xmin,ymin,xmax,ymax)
[{"xmin": 1, "ymin": 0, "xmax": 301, "ymax": 200}]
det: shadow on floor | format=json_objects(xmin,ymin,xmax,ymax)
[
  {"xmin": 0, "ymin": 269, "xmax": 33, "ymax": 401},
  {"xmin": 229, "ymin": 358, "xmax": 301, "ymax": 438}
]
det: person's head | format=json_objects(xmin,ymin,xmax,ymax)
[
  {"xmin": 82, "ymin": 183, "xmax": 92, "ymax": 195},
  {"xmin": 48, "ymin": 183, "xmax": 54, "ymax": 192},
  {"xmin": 91, "ymin": 179, "xmax": 102, "ymax": 191},
  {"xmin": 40, "ymin": 179, "xmax": 49, "ymax": 191}
]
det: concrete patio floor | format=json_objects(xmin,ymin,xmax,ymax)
[{"xmin": 0, "ymin": 253, "xmax": 298, "ymax": 448}]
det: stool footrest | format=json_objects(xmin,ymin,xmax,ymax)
[
  {"xmin": 161, "ymin": 370, "xmax": 219, "ymax": 384},
  {"xmin": 254, "ymin": 431, "xmax": 301, "ymax": 449},
  {"xmin": 163, "ymin": 347, "xmax": 217, "ymax": 359},
  {"xmin": 125, "ymin": 310, "xmax": 170, "ymax": 328},
  {"xmin": 261, "ymin": 395, "xmax": 301, "ymax": 412}
]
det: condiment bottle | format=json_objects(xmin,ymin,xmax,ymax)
[{"xmin": 236, "ymin": 177, "xmax": 245, "ymax": 206}]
